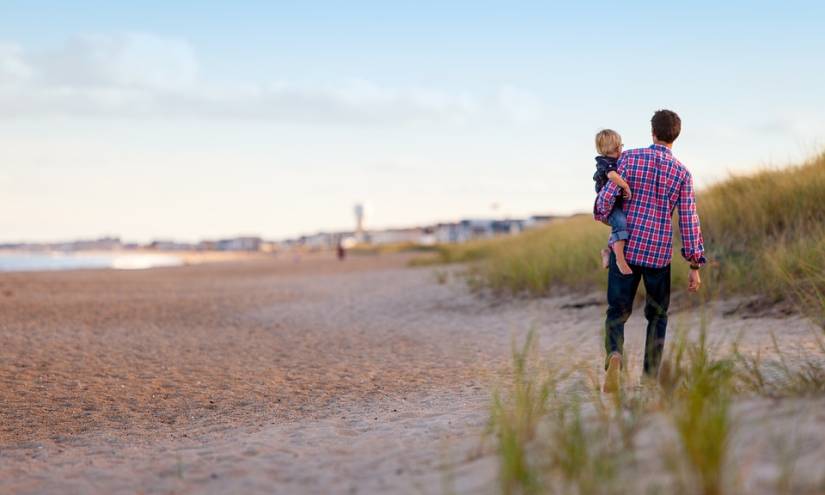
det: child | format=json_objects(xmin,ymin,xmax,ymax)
[{"xmin": 593, "ymin": 129, "xmax": 633, "ymax": 275}]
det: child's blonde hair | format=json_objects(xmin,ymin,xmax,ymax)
[{"xmin": 595, "ymin": 129, "xmax": 622, "ymax": 155}]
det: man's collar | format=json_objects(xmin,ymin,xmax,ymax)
[{"xmin": 650, "ymin": 143, "xmax": 673, "ymax": 155}]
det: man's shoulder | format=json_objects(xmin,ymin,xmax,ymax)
[
  {"xmin": 667, "ymin": 154, "xmax": 691, "ymax": 180},
  {"xmin": 618, "ymin": 147, "xmax": 654, "ymax": 168},
  {"xmin": 622, "ymin": 147, "xmax": 653, "ymax": 158},
  {"xmin": 628, "ymin": 146, "xmax": 651, "ymax": 154},
  {"xmin": 621, "ymin": 147, "xmax": 658, "ymax": 162}
]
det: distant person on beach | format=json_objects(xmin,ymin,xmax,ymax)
[
  {"xmin": 592, "ymin": 129, "xmax": 633, "ymax": 275},
  {"xmin": 594, "ymin": 109, "xmax": 706, "ymax": 393},
  {"xmin": 337, "ymin": 240, "xmax": 346, "ymax": 261}
]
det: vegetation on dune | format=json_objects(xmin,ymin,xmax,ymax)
[
  {"xmin": 699, "ymin": 153, "xmax": 825, "ymax": 299},
  {"xmin": 486, "ymin": 329, "xmax": 825, "ymax": 494},
  {"xmin": 418, "ymin": 153, "xmax": 825, "ymax": 304}
]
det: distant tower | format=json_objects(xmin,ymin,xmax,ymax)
[{"xmin": 354, "ymin": 203, "xmax": 365, "ymax": 241}]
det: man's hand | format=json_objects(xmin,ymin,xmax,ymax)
[
  {"xmin": 622, "ymin": 186, "xmax": 632, "ymax": 200},
  {"xmin": 688, "ymin": 269, "xmax": 701, "ymax": 293}
]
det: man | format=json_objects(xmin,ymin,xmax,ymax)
[{"xmin": 594, "ymin": 109, "xmax": 706, "ymax": 393}]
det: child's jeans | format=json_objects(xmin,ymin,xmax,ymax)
[{"xmin": 607, "ymin": 206, "xmax": 629, "ymax": 245}]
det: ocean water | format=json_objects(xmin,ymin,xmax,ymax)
[{"xmin": 0, "ymin": 252, "xmax": 183, "ymax": 272}]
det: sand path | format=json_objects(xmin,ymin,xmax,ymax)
[{"xmin": 0, "ymin": 254, "xmax": 822, "ymax": 493}]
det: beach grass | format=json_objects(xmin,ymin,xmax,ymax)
[
  {"xmin": 418, "ymin": 153, "xmax": 825, "ymax": 307},
  {"xmin": 663, "ymin": 331, "xmax": 734, "ymax": 495},
  {"xmin": 486, "ymin": 327, "xmax": 825, "ymax": 494},
  {"xmin": 488, "ymin": 331, "xmax": 555, "ymax": 494}
]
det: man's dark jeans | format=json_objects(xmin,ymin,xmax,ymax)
[{"xmin": 605, "ymin": 251, "xmax": 671, "ymax": 376}]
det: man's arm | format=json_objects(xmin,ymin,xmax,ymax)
[
  {"xmin": 594, "ymin": 156, "xmax": 627, "ymax": 220},
  {"xmin": 677, "ymin": 171, "xmax": 707, "ymax": 267}
]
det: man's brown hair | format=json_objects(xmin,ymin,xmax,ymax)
[{"xmin": 651, "ymin": 109, "xmax": 681, "ymax": 143}]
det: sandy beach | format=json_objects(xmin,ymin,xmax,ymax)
[{"xmin": 1, "ymin": 253, "xmax": 823, "ymax": 494}]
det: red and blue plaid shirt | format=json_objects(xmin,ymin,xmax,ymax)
[{"xmin": 595, "ymin": 144, "xmax": 706, "ymax": 268}]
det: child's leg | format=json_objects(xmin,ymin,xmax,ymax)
[
  {"xmin": 612, "ymin": 240, "xmax": 632, "ymax": 275},
  {"xmin": 608, "ymin": 207, "xmax": 632, "ymax": 275}
]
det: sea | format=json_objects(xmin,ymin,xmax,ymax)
[{"xmin": 0, "ymin": 252, "xmax": 184, "ymax": 272}]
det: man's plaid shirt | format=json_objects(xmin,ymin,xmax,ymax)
[{"xmin": 595, "ymin": 144, "xmax": 706, "ymax": 268}]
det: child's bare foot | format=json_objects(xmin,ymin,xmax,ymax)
[{"xmin": 600, "ymin": 248, "xmax": 610, "ymax": 269}]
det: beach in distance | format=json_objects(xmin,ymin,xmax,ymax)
[
  {"xmin": 2, "ymin": 251, "xmax": 823, "ymax": 494},
  {"xmin": 0, "ymin": 250, "xmax": 265, "ymax": 272}
]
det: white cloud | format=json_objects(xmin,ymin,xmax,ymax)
[
  {"xmin": 0, "ymin": 43, "xmax": 32, "ymax": 83},
  {"xmin": 33, "ymin": 33, "xmax": 198, "ymax": 90},
  {"xmin": 0, "ymin": 33, "xmax": 543, "ymax": 126}
]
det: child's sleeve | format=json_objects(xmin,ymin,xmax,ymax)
[{"xmin": 594, "ymin": 158, "xmax": 626, "ymax": 220}]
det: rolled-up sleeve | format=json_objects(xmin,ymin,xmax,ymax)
[{"xmin": 677, "ymin": 172, "xmax": 707, "ymax": 266}]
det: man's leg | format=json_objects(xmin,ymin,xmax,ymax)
[
  {"xmin": 605, "ymin": 252, "xmax": 641, "ymax": 369},
  {"xmin": 642, "ymin": 264, "xmax": 671, "ymax": 376}
]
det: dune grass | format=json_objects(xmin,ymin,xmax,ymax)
[
  {"xmin": 488, "ymin": 332, "xmax": 554, "ymax": 493},
  {"xmin": 418, "ymin": 153, "xmax": 825, "ymax": 305},
  {"xmin": 663, "ymin": 332, "xmax": 735, "ymax": 495},
  {"xmin": 487, "ymin": 328, "xmax": 825, "ymax": 494}
]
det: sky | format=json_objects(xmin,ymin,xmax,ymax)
[{"xmin": 2, "ymin": 0, "xmax": 825, "ymax": 243}]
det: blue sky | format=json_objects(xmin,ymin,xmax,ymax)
[{"xmin": 2, "ymin": 1, "xmax": 824, "ymax": 242}]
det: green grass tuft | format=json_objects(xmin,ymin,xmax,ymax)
[
  {"xmin": 487, "ymin": 331, "xmax": 555, "ymax": 494},
  {"xmin": 663, "ymin": 331, "xmax": 735, "ymax": 495}
]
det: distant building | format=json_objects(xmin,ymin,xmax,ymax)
[
  {"xmin": 490, "ymin": 219, "xmax": 524, "ymax": 236},
  {"xmin": 215, "ymin": 237, "xmax": 262, "ymax": 252},
  {"xmin": 275, "ymin": 213, "xmax": 574, "ymax": 249},
  {"xmin": 299, "ymin": 233, "xmax": 337, "ymax": 250},
  {"xmin": 368, "ymin": 227, "xmax": 427, "ymax": 245},
  {"xmin": 431, "ymin": 219, "xmax": 525, "ymax": 243},
  {"xmin": 197, "ymin": 240, "xmax": 218, "ymax": 251},
  {"xmin": 53, "ymin": 236, "xmax": 123, "ymax": 251},
  {"xmin": 434, "ymin": 223, "xmax": 466, "ymax": 244},
  {"xmin": 148, "ymin": 240, "xmax": 195, "ymax": 251},
  {"xmin": 524, "ymin": 215, "xmax": 555, "ymax": 229}
]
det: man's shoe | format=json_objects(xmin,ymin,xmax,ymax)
[{"xmin": 603, "ymin": 353, "xmax": 622, "ymax": 393}]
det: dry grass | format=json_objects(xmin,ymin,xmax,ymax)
[
  {"xmin": 419, "ymin": 153, "xmax": 825, "ymax": 308},
  {"xmin": 486, "ymin": 327, "xmax": 825, "ymax": 494}
]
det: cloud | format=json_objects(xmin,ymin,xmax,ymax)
[
  {"xmin": 0, "ymin": 43, "xmax": 32, "ymax": 83},
  {"xmin": 0, "ymin": 33, "xmax": 543, "ymax": 126},
  {"xmin": 34, "ymin": 33, "xmax": 199, "ymax": 91}
]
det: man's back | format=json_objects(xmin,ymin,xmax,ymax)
[{"xmin": 596, "ymin": 144, "xmax": 705, "ymax": 268}]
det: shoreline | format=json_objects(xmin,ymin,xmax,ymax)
[{"xmin": 0, "ymin": 248, "xmax": 275, "ymax": 273}]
